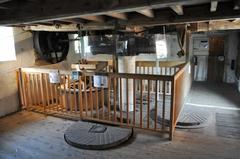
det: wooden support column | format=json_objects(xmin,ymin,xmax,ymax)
[
  {"xmin": 112, "ymin": 33, "xmax": 118, "ymax": 73},
  {"xmin": 185, "ymin": 30, "xmax": 191, "ymax": 62}
]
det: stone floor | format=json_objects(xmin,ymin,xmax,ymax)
[{"xmin": 0, "ymin": 82, "xmax": 240, "ymax": 159}]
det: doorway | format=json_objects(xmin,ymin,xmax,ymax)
[{"xmin": 207, "ymin": 36, "xmax": 225, "ymax": 82}]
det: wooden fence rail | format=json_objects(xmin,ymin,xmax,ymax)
[{"xmin": 17, "ymin": 62, "xmax": 190, "ymax": 140}]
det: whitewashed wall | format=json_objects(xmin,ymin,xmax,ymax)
[{"xmin": 0, "ymin": 28, "xmax": 35, "ymax": 117}]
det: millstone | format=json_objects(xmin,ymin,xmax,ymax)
[
  {"xmin": 175, "ymin": 106, "xmax": 210, "ymax": 129},
  {"xmin": 64, "ymin": 121, "xmax": 133, "ymax": 150},
  {"xmin": 150, "ymin": 105, "xmax": 210, "ymax": 129}
]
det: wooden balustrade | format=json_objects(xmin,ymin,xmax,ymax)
[
  {"xmin": 169, "ymin": 62, "xmax": 191, "ymax": 140},
  {"xmin": 17, "ymin": 62, "xmax": 190, "ymax": 140}
]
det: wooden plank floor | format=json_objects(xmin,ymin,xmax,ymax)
[
  {"xmin": 0, "ymin": 82, "xmax": 240, "ymax": 159},
  {"xmin": 0, "ymin": 109, "xmax": 239, "ymax": 159}
]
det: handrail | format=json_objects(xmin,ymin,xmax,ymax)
[
  {"xmin": 95, "ymin": 72, "xmax": 173, "ymax": 81},
  {"xmin": 136, "ymin": 61, "xmax": 185, "ymax": 67},
  {"xmin": 21, "ymin": 68, "xmax": 174, "ymax": 81},
  {"xmin": 174, "ymin": 62, "xmax": 189, "ymax": 80}
]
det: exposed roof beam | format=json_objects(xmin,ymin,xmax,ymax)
[
  {"xmin": 105, "ymin": 12, "xmax": 127, "ymax": 20},
  {"xmin": 136, "ymin": 9, "xmax": 154, "ymax": 18},
  {"xmin": 126, "ymin": 3, "xmax": 240, "ymax": 27},
  {"xmin": 209, "ymin": 20, "xmax": 240, "ymax": 30},
  {"xmin": 0, "ymin": 0, "xmax": 233, "ymax": 26},
  {"xmin": 78, "ymin": 15, "xmax": 105, "ymax": 23},
  {"xmin": 192, "ymin": 20, "xmax": 240, "ymax": 31},
  {"xmin": 59, "ymin": 18, "xmax": 86, "ymax": 24},
  {"xmin": 170, "ymin": 5, "xmax": 184, "ymax": 15},
  {"xmin": 210, "ymin": 1, "xmax": 218, "ymax": 12},
  {"xmin": 22, "ymin": 24, "xmax": 115, "ymax": 32}
]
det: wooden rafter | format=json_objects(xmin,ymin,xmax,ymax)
[
  {"xmin": 0, "ymin": 0, "xmax": 237, "ymax": 28},
  {"xmin": 210, "ymin": 1, "xmax": 218, "ymax": 12},
  {"xmin": 170, "ymin": 5, "xmax": 184, "ymax": 15},
  {"xmin": 1, "ymin": 0, "xmax": 230, "ymax": 25},
  {"xmin": 136, "ymin": 9, "xmax": 154, "ymax": 18},
  {"xmin": 190, "ymin": 20, "xmax": 240, "ymax": 32},
  {"xmin": 78, "ymin": 15, "xmax": 105, "ymax": 23},
  {"xmin": 105, "ymin": 12, "xmax": 127, "ymax": 20},
  {"xmin": 58, "ymin": 18, "xmax": 86, "ymax": 24}
]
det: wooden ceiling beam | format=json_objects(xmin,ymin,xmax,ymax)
[
  {"xmin": 192, "ymin": 20, "xmax": 240, "ymax": 31},
  {"xmin": 105, "ymin": 12, "xmax": 127, "ymax": 20},
  {"xmin": 59, "ymin": 18, "xmax": 86, "ymax": 24},
  {"xmin": 22, "ymin": 23, "xmax": 115, "ymax": 32},
  {"xmin": 210, "ymin": 1, "xmax": 218, "ymax": 12},
  {"xmin": 126, "ymin": 3, "xmax": 240, "ymax": 27},
  {"xmin": 78, "ymin": 15, "xmax": 105, "ymax": 23},
  {"xmin": 170, "ymin": 5, "xmax": 184, "ymax": 15},
  {"xmin": 136, "ymin": 9, "xmax": 154, "ymax": 18},
  {"xmin": 0, "ymin": 0, "xmax": 231, "ymax": 25}
]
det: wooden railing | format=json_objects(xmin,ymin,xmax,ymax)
[
  {"xmin": 16, "ymin": 62, "xmax": 190, "ymax": 140},
  {"xmin": 135, "ymin": 61, "xmax": 184, "ymax": 95},
  {"xmin": 169, "ymin": 62, "xmax": 191, "ymax": 140}
]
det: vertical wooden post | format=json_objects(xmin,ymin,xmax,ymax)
[
  {"xmin": 147, "ymin": 80, "xmax": 150, "ymax": 129},
  {"xmin": 31, "ymin": 74, "xmax": 37, "ymax": 106},
  {"xmin": 39, "ymin": 73, "xmax": 46, "ymax": 114},
  {"xmin": 114, "ymin": 77, "xmax": 117, "ymax": 122},
  {"xmin": 49, "ymin": 75, "xmax": 54, "ymax": 108},
  {"xmin": 59, "ymin": 75, "xmax": 63, "ymax": 112},
  {"xmin": 44, "ymin": 74, "xmax": 50, "ymax": 112},
  {"xmin": 78, "ymin": 76, "xmax": 83, "ymax": 118},
  {"xmin": 27, "ymin": 74, "xmax": 32, "ymax": 109},
  {"xmin": 133, "ymin": 79, "xmax": 136, "ymax": 127},
  {"xmin": 140, "ymin": 79, "xmax": 143, "ymax": 128},
  {"xmin": 101, "ymin": 86, "xmax": 104, "ymax": 119},
  {"xmin": 17, "ymin": 68, "xmax": 25, "ymax": 109},
  {"xmin": 162, "ymin": 80, "xmax": 166, "ymax": 130},
  {"xmin": 169, "ymin": 78, "xmax": 176, "ymax": 140},
  {"xmin": 89, "ymin": 76, "xmax": 93, "ymax": 118},
  {"xmin": 35, "ymin": 74, "xmax": 40, "ymax": 105},
  {"xmin": 73, "ymin": 80, "xmax": 77, "ymax": 113},
  {"xmin": 67, "ymin": 75, "xmax": 71, "ymax": 112},
  {"xmin": 95, "ymin": 85, "xmax": 99, "ymax": 119},
  {"xmin": 126, "ymin": 78, "xmax": 129, "ymax": 126},
  {"xmin": 120, "ymin": 78, "xmax": 123, "ymax": 124},
  {"xmin": 107, "ymin": 76, "xmax": 111, "ymax": 121},
  {"xmin": 154, "ymin": 80, "xmax": 158, "ymax": 130},
  {"xmin": 22, "ymin": 73, "xmax": 28, "ymax": 108},
  {"xmin": 84, "ymin": 76, "xmax": 88, "ymax": 117}
]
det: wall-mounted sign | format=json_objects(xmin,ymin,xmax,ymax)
[
  {"xmin": 49, "ymin": 70, "xmax": 60, "ymax": 84},
  {"xmin": 93, "ymin": 75, "xmax": 108, "ymax": 88},
  {"xmin": 71, "ymin": 71, "xmax": 80, "ymax": 80}
]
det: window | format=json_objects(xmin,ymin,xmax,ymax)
[
  {"xmin": 0, "ymin": 27, "xmax": 16, "ymax": 61},
  {"xmin": 155, "ymin": 39, "xmax": 168, "ymax": 59},
  {"xmin": 73, "ymin": 34, "xmax": 91, "ymax": 56},
  {"xmin": 74, "ymin": 34, "xmax": 81, "ymax": 54}
]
